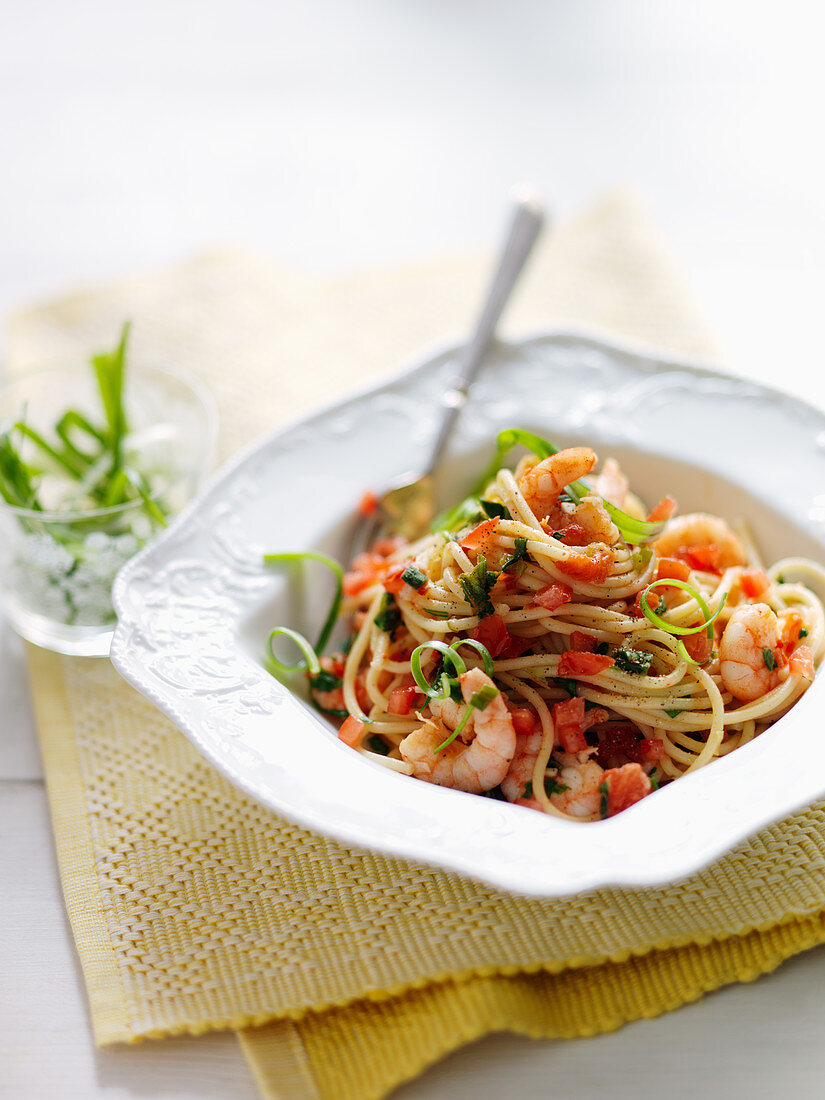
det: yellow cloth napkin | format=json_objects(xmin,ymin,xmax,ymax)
[{"xmin": 12, "ymin": 193, "xmax": 825, "ymax": 1100}]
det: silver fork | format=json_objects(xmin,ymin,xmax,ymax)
[{"xmin": 348, "ymin": 187, "xmax": 546, "ymax": 557}]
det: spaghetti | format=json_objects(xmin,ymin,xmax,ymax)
[{"xmin": 266, "ymin": 431, "xmax": 825, "ymax": 822}]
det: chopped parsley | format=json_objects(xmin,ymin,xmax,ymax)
[
  {"xmin": 649, "ymin": 772, "xmax": 659, "ymax": 791},
  {"xmin": 523, "ymin": 776, "xmax": 569, "ymax": 799},
  {"xmin": 309, "ymin": 669, "xmax": 342, "ymax": 693},
  {"xmin": 502, "ymin": 537, "xmax": 531, "ymax": 575},
  {"xmin": 367, "ymin": 735, "xmax": 391, "ymax": 756},
  {"xmin": 762, "ymin": 647, "xmax": 777, "ymax": 671},
  {"xmin": 664, "ymin": 708, "xmax": 682, "ymax": 719},
  {"xmin": 480, "ymin": 499, "xmax": 511, "ymax": 520},
  {"xmin": 374, "ymin": 593, "xmax": 402, "ymax": 635},
  {"xmin": 459, "ymin": 556, "xmax": 498, "ymax": 618},
  {"xmin": 800, "ymin": 627, "xmax": 809, "ymax": 638},
  {"xmin": 613, "ymin": 647, "xmax": 653, "ymax": 675},
  {"xmin": 479, "ymin": 784, "xmax": 507, "ymax": 801},
  {"xmin": 400, "ymin": 564, "xmax": 427, "ymax": 589},
  {"xmin": 777, "ymin": 574, "xmax": 785, "ymax": 584},
  {"xmin": 595, "ymin": 641, "xmax": 610, "ymax": 655},
  {"xmin": 599, "ymin": 780, "xmax": 609, "ymax": 819},
  {"xmin": 655, "ymin": 596, "xmax": 667, "ymax": 615},
  {"xmin": 553, "ymin": 676, "xmax": 579, "ymax": 697}
]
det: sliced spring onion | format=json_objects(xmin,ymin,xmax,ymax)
[
  {"xmin": 639, "ymin": 577, "xmax": 727, "ymax": 666},
  {"xmin": 266, "ymin": 627, "xmax": 320, "ymax": 676},
  {"xmin": 410, "ymin": 640, "xmax": 467, "ymax": 699},
  {"xmin": 401, "ymin": 564, "xmax": 427, "ymax": 589},
  {"xmin": 448, "ymin": 637, "xmax": 494, "ymax": 676},
  {"xmin": 468, "ymin": 684, "xmax": 499, "ymax": 709},
  {"xmin": 263, "ymin": 550, "xmax": 344, "ymax": 655}
]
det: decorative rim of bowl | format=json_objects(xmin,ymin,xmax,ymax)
[{"xmin": 110, "ymin": 326, "xmax": 825, "ymax": 896}]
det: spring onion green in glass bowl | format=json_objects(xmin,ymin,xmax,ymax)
[{"xmin": 0, "ymin": 323, "xmax": 217, "ymax": 656}]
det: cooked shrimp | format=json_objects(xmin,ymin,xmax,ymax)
[
  {"xmin": 399, "ymin": 668, "xmax": 515, "ymax": 793},
  {"xmin": 719, "ymin": 602, "xmax": 780, "ymax": 702},
  {"xmin": 592, "ymin": 457, "xmax": 629, "ymax": 508},
  {"xmin": 501, "ymin": 723, "xmax": 544, "ymax": 804},
  {"xmin": 549, "ymin": 751, "xmax": 605, "ymax": 818},
  {"xmin": 654, "ymin": 512, "xmax": 746, "ymax": 569},
  {"xmin": 518, "ymin": 447, "xmax": 596, "ymax": 521},
  {"xmin": 572, "ymin": 494, "xmax": 621, "ymax": 545}
]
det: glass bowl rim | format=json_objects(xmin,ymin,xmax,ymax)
[{"xmin": 0, "ymin": 360, "xmax": 218, "ymax": 522}]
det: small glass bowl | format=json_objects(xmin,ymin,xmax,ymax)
[{"xmin": 0, "ymin": 362, "xmax": 217, "ymax": 656}]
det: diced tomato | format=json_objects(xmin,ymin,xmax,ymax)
[
  {"xmin": 473, "ymin": 613, "xmax": 533, "ymax": 660},
  {"xmin": 510, "ymin": 706, "xmax": 537, "ymax": 737},
  {"xmin": 640, "ymin": 738, "xmax": 665, "ymax": 761},
  {"xmin": 373, "ymin": 535, "xmax": 407, "ymax": 558},
  {"xmin": 383, "ymin": 563, "xmax": 408, "ymax": 594},
  {"xmin": 344, "ymin": 552, "xmax": 389, "ymax": 596},
  {"xmin": 343, "ymin": 570, "xmax": 380, "ymax": 596},
  {"xmin": 557, "ymin": 523, "xmax": 590, "ymax": 547},
  {"xmin": 647, "ymin": 496, "xmax": 677, "ymax": 523},
  {"xmin": 553, "ymin": 697, "xmax": 587, "ymax": 753},
  {"xmin": 358, "ymin": 489, "xmax": 378, "ymax": 516},
  {"xmin": 628, "ymin": 593, "xmax": 646, "ymax": 619},
  {"xmin": 557, "ymin": 651, "xmax": 615, "ymax": 677},
  {"xmin": 680, "ymin": 544, "xmax": 721, "ymax": 574},
  {"xmin": 789, "ymin": 644, "xmax": 815, "ymax": 681},
  {"xmin": 556, "ymin": 546, "xmax": 613, "ymax": 584},
  {"xmin": 682, "ymin": 630, "xmax": 713, "ymax": 665},
  {"xmin": 500, "ymin": 634, "xmax": 535, "ymax": 660},
  {"xmin": 351, "ymin": 551, "xmax": 384, "ymax": 573},
  {"xmin": 532, "ymin": 582, "xmax": 573, "ymax": 611},
  {"xmin": 603, "ymin": 763, "xmax": 652, "ymax": 817},
  {"xmin": 656, "ymin": 557, "xmax": 691, "ymax": 583},
  {"xmin": 387, "ymin": 686, "xmax": 420, "ymax": 715},
  {"xmin": 570, "ymin": 630, "xmax": 597, "ymax": 652},
  {"xmin": 472, "ymin": 613, "xmax": 510, "ymax": 657},
  {"xmin": 354, "ymin": 675, "xmax": 372, "ymax": 712},
  {"xmin": 491, "ymin": 571, "xmax": 519, "ymax": 594},
  {"xmin": 338, "ymin": 715, "xmax": 365, "ymax": 748},
  {"xmin": 741, "ymin": 567, "xmax": 770, "ymax": 599},
  {"xmin": 460, "ymin": 518, "xmax": 499, "ymax": 554}
]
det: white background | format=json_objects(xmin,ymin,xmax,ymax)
[{"xmin": 3, "ymin": 1, "xmax": 825, "ymax": 1097}]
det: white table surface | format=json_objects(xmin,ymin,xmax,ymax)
[{"xmin": 3, "ymin": 1, "xmax": 825, "ymax": 1097}]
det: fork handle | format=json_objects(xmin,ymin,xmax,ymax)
[{"xmin": 424, "ymin": 188, "xmax": 546, "ymax": 477}]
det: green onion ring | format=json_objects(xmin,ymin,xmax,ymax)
[
  {"xmin": 263, "ymin": 551, "xmax": 344, "ymax": 655},
  {"xmin": 639, "ymin": 578, "xmax": 727, "ymax": 636},
  {"xmin": 266, "ymin": 627, "xmax": 321, "ymax": 676},
  {"xmin": 448, "ymin": 638, "xmax": 494, "ymax": 676},
  {"xmin": 411, "ymin": 641, "xmax": 467, "ymax": 699}
]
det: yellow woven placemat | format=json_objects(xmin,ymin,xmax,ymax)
[{"xmin": 12, "ymin": 193, "xmax": 825, "ymax": 1100}]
